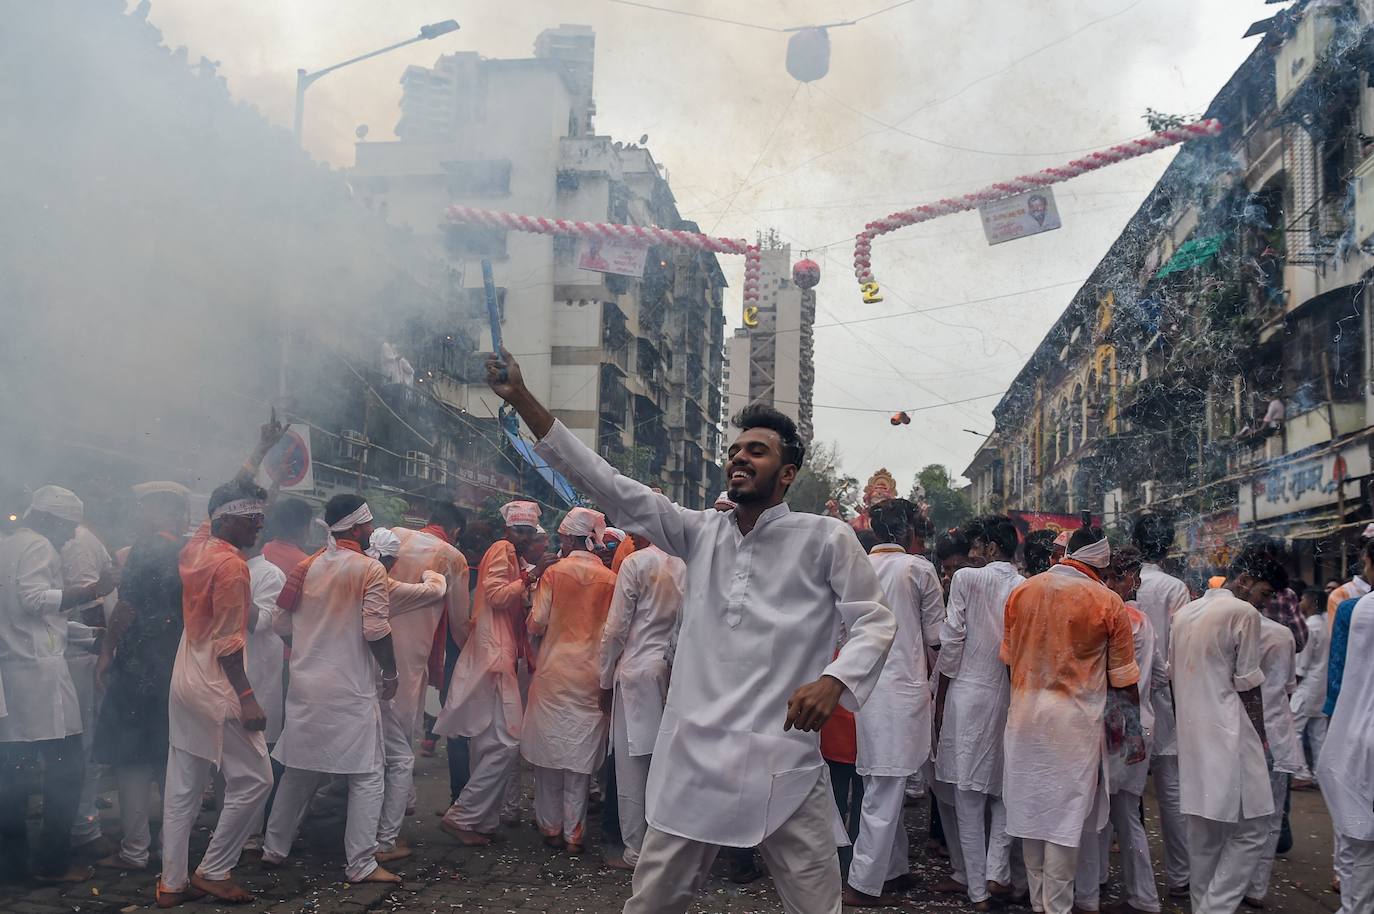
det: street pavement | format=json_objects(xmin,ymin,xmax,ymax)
[{"xmin": 0, "ymin": 748, "xmax": 1345, "ymax": 913}]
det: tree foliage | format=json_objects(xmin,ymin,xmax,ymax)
[
  {"xmin": 788, "ymin": 442, "xmax": 859, "ymax": 516},
  {"xmin": 913, "ymin": 464, "xmax": 973, "ymax": 533}
]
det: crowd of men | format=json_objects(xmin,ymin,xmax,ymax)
[{"xmin": 1, "ymin": 348, "xmax": 1371, "ymax": 914}]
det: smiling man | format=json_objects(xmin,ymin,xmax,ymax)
[{"xmin": 483, "ymin": 349, "xmax": 895, "ymax": 914}]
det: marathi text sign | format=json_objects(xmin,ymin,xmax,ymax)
[
  {"xmin": 980, "ymin": 188, "xmax": 1062, "ymax": 245},
  {"xmin": 1242, "ymin": 443, "xmax": 1371, "ymax": 523},
  {"xmin": 576, "ymin": 236, "xmax": 649, "ymax": 278}
]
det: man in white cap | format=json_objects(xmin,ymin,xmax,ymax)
[
  {"xmin": 436, "ymin": 499, "xmax": 546, "ymax": 846},
  {"xmin": 158, "ymin": 475, "xmax": 274, "ymax": 906},
  {"xmin": 1000, "ymin": 527, "xmax": 1140, "ymax": 914},
  {"xmin": 1170, "ymin": 545, "xmax": 1283, "ymax": 914},
  {"xmin": 483, "ymin": 350, "xmax": 895, "ymax": 914},
  {"xmin": 599, "ymin": 531, "xmax": 685, "ymax": 870},
  {"xmin": 0, "ymin": 486, "xmax": 115, "ymax": 885},
  {"xmin": 522, "ymin": 507, "xmax": 618, "ymax": 854},
  {"xmin": 93, "ymin": 481, "xmax": 191, "ymax": 872},
  {"xmin": 933, "ymin": 515, "xmax": 1025, "ymax": 909},
  {"xmin": 262, "ymin": 494, "xmax": 400, "ymax": 885},
  {"xmin": 371, "ymin": 503, "xmax": 469, "ymax": 863}
]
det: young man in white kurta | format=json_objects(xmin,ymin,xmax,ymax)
[
  {"xmin": 1170, "ymin": 549, "xmax": 1278, "ymax": 914},
  {"xmin": 1290, "ymin": 589, "xmax": 1329, "ymax": 784},
  {"xmin": 597, "ymin": 538, "xmax": 685, "ymax": 869},
  {"xmin": 934, "ymin": 520, "xmax": 1024, "ymax": 909},
  {"xmin": 1132, "ymin": 513, "xmax": 1193, "ymax": 897},
  {"xmin": 844, "ymin": 498, "xmax": 944, "ymax": 904},
  {"xmin": 1316, "ymin": 592, "xmax": 1374, "ymax": 914},
  {"xmin": 262, "ymin": 499, "xmax": 397, "ymax": 884},
  {"xmin": 374, "ymin": 515, "xmax": 468, "ymax": 860},
  {"xmin": 1246, "ymin": 613, "xmax": 1303, "ymax": 906},
  {"xmin": 486, "ymin": 350, "xmax": 895, "ymax": 914}
]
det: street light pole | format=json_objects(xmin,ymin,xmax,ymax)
[{"xmin": 292, "ymin": 19, "xmax": 459, "ymax": 147}]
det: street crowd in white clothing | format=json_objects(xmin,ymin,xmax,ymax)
[{"xmin": 2, "ymin": 348, "xmax": 1372, "ymax": 914}]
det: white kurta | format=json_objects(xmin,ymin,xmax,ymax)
[
  {"xmin": 271, "ymin": 547, "xmax": 391, "ymax": 774},
  {"xmin": 934, "ymin": 561, "xmax": 1024, "ymax": 793},
  {"xmin": 534, "ymin": 419, "xmax": 895, "ymax": 847},
  {"xmin": 1256, "ymin": 617, "xmax": 1302, "ymax": 776},
  {"xmin": 1317, "ymin": 594, "xmax": 1374, "ymax": 840},
  {"xmin": 246, "ymin": 555, "xmax": 287, "ymax": 743},
  {"xmin": 1290, "ymin": 613, "xmax": 1329, "ymax": 718},
  {"xmin": 598, "ymin": 545, "xmax": 684, "ymax": 757},
  {"xmin": 857, "ymin": 545, "xmax": 944, "ymax": 777},
  {"xmin": 1170, "ymin": 588, "xmax": 1272, "ymax": 823},
  {"xmin": 1106, "ymin": 606, "xmax": 1164, "ymax": 798},
  {"xmin": 1136, "ymin": 563, "xmax": 1189, "ymax": 757},
  {"xmin": 60, "ymin": 525, "xmax": 114, "ymax": 625},
  {"xmin": 0, "ymin": 529, "xmax": 80, "ymax": 743},
  {"xmin": 387, "ymin": 528, "xmax": 468, "ymax": 733}
]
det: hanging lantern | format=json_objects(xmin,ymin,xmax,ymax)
[
  {"xmin": 786, "ymin": 28, "xmax": 830, "ymax": 83},
  {"xmin": 792, "ymin": 258, "xmax": 821, "ymax": 289},
  {"xmin": 889, "ymin": 411, "xmax": 911, "ymax": 426}
]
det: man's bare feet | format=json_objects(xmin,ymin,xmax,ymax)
[
  {"xmin": 971, "ymin": 901, "xmax": 992, "ymax": 913},
  {"xmin": 95, "ymin": 852, "xmax": 146, "ymax": 871},
  {"xmin": 154, "ymin": 880, "xmax": 206, "ymax": 908},
  {"xmin": 356, "ymin": 865, "xmax": 402, "ymax": 884},
  {"xmin": 440, "ymin": 820, "xmax": 492, "ymax": 846},
  {"xmin": 32, "ymin": 864, "xmax": 93, "ymax": 884},
  {"xmin": 842, "ymin": 886, "xmax": 905, "ymax": 907},
  {"xmin": 542, "ymin": 834, "xmax": 566, "ymax": 849},
  {"xmin": 604, "ymin": 855, "xmax": 634, "ymax": 871},
  {"xmin": 929, "ymin": 877, "xmax": 965, "ymax": 894},
  {"xmin": 565, "ymin": 842, "xmax": 584, "ymax": 855},
  {"xmin": 375, "ymin": 841, "xmax": 412, "ymax": 863},
  {"xmin": 259, "ymin": 854, "xmax": 284, "ymax": 870},
  {"xmin": 191, "ymin": 873, "xmax": 256, "ymax": 903}
]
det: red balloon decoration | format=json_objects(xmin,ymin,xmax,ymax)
[
  {"xmin": 890, "ymin": 411, "xmax": 911, "ymax": 426},
  {"xmin": 792, "ymin": 258, "xmax": 821, "ymax": 289}
]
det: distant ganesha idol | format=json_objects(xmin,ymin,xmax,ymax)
[{"xmin": 849, "ymin": 468, "xmax": 899, "ymax": 533}]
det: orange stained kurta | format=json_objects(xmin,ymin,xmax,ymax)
[
  {"xmin": 388, "ymin": 528, "xmax": 470, "ymax": 729},
  {"xmin": 999, "ymin": 560, "xmax": 1140, "ymax": 846},
  {"xmin": 169, "ymin": 520, "xmax": 257, "ymax": 763},
  {"xmin": 609, "ymin": 536, "xmax": 638, "ymax": 573},
  {"xmin": 521, "ymin": 550, "xmax": 617, "ymax": 774}
]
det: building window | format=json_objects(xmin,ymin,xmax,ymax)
[{"xmin": 444, "ymin": 224, "xmax": 508, "ymax": 258}]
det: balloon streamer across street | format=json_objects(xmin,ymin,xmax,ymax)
[{"xmin": 851, "ymin": 119, "xmax": 1224, "ymax": 299}]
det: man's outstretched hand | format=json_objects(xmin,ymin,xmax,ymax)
[
  {"xmin": 784, "ymin": 675, "xmax": 845, "ymax": 733},
  {"xmin": 485, "ymin": 348, "xmax": 525, "ymax": 401}
]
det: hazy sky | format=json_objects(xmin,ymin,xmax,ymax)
[{"xmin": 142, "ymin": 0, "xmax": 1276, "ymax": 489}]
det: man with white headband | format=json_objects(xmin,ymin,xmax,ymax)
[
  {"xmin": 159, "ymin": 477, "xmax": 273, "ymax": 906},
  {"xmin": 436, "ymin": 499, "xmax": 546, "ymax": 846},
  {"xmin": 483, "ymin": 350, "xmax": 894, "ymax": 914},
  {"xmin": 933, "ymin": 515, "xmax": 1024, "ymax": 909},
  {"xmin": 367, "ymin": 503, "xmax": 467, "ymax": 863},
  {"xmin": 1170, "ymin": 545, "xmax": 1285, "ymax": 914},
  {"xmin": 263, "ymin": 494, "xmax": 400, "ymax": 885},
  {"xmin": 599, "ymin": 531, "xmax": 686, "ymax": 870},
  {"xmin": 0, "ymin": 485, "xmax": 115, "ymax": 885},
  {"xmin": 1000, "ymin": 526, "xmax": 1140, "ymax": 914},
  {"xmin": 521, "ymin": 507, "xmax": 618, "ymax": 854}
]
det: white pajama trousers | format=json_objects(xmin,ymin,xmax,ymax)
[
  {"xmin": 1334, "ymin": 833, "xmax": 1374, "ymax": 914},
  {"xmin": 533, "ymin": 766, "xmax": 591, "ymax": 845},
  {"xmin": 1108, "ymin": 790, "xmax": 1161, "ymax": 912},
  {"xmin": 623, "ymin": 770, "xmax": 842, "ymax": 914},
  {"xmin": 1292, "ymin": 715, "xmax": 1328, "ymax": 781},
  {"xmin": 928, "ymin": 772, "xmax": 967, "ymax": 886},
  {"xmin": 1247, "ymin": 771, "xmax": 1290, "ymax": 902},
  {"xmin": 1186, "ymin": 813, "xmax": 1269, "ymax": 914},
  {"xmin": 442, "ymin": 707, "xmax": 520, "ymax": 834},
  {"xmin": 847, "ymin": 775, "xmax": 910, "ymax": 896},
  {"xmin": 68, "ymin": 653, "xmax": 103, "ymax": 844},
  {"xmin": 953, "ymin": 787, "xmax": 1012, "ymax": 902},
  {"xmin": 263, "ymin": 767, "xmax": 384, "ymax": 882},
  {"xmin": 159, "ymin": 725, "xmax": 272, "ymax": 893},
  {"xmin": 1023, "ymin": 839, "xmax": 1080, "ymax": 914},
  {"xmin": 612, "ymin": 700, "xmax": 652, "ymax": 866},
  {"xmin": 115, "ymin": 764, "xmax": 159, "ymax": 868},
  {"xmin": 1150, "ymin": 754, "xmax": 1189, "ymax": 892},
  {"xmin": 377, "ymin": 700, "xmax": 416, "ymax": 851}
]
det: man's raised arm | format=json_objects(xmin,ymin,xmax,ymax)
[{"xmin": 485, "ymin": 349, "xmax": 703, "ymax": 557}]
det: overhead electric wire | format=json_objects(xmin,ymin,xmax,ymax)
[
  {"xmin": 600, "ymin": 0, "xmax": 783, "ymax": 32},
  {"xmin": 708, "ymin": 82, "xmax": 801, "ymax": 234}
]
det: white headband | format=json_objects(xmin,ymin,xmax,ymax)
[
  {"xmin": 366, "ymin": 526, "xmax": 401, "ymax": 560},
  {"xmin": 1069, "ymin": 537, "xmax": 1112, "ymax": 569},
  {"xmin": 328, "ymin": 503, "xmax": 373, "ymax": 533},
  {"xmin": 211, "ymin": 498, "xmax": 266, "ymax": 520}
]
